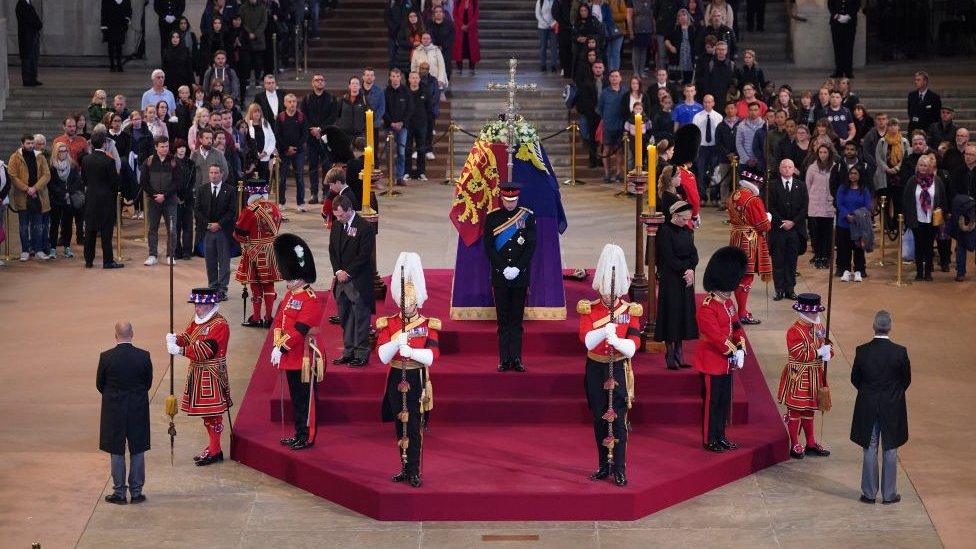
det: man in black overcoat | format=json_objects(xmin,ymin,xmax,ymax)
[
  {"xmin": 850, "ymin": 310, "xmax": 911, "ymax": 505},
  {"xmin": 97, "ymin": 321, "xmax": 153, "ymax": 505},
  {"xmin": 15, "ymin": 0, "xmax": 43, "ymax": 86},
  {"xmin": 767, "ymin": 158, "xmax": 808, "ymax": 300},
  {"xmin": 82, "ymin": 133, "xmax": 124, "ymax": 269},
  {"xmin": 329, "ymin": 194, "xmax": 377, "ymax": 367}
]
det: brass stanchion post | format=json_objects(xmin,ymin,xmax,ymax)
[
  {"xmin": 442, "ymin": 122, "xmax": 456, "ymax": 185},
  {"xmin": 875, "ymin": 195, "xmax": 887, "ymax": 267},
  {"xmin": 615, "ymin": 133, "xmax": 630, "ymax": 196},
  {"xmin": 729, "ymin": 154, "xmax": 739, "ymax": 201},
  {"xmin": 386, "ymin": 132, "xmax": 401, "ymax": 197},
  {"xmin": 139, "ymin": 193, "xmax": 149, "ymax": 242},
  {"xmin": 115, "ymin": 192, "xmax": 126, "ymax": 261},
  {"xmin": 562, "ymin": 122, "xmax": 584, "ymax": 186},
  {"xmin": 889, "ymin": 214, "xmax": 911, "ymax": 286},
  {"xmin": 1, "ymin": 206, "xmax": 10, "ymax": 262},
  {"xmin": 237, "ymin": 179, "xmax": 244, "ymax": 214}
]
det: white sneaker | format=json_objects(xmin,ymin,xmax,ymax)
[
  {"xmin": 419, "ymin": 174, "xmax": 428, "ymax": 181},
  {"xmin": 411, "ymin": 152, "xmax": 417, "ymax": 159},
  {"xmin": 19, "ymin": 252, "xmax": 29, "ymax": 262},
  {"xmin": 840, "ymin": 270, "xmax": 851, "ymax": 282},
  {"xmin": 853, "ymin": 271, "xmax": 863, "ymax": 282},
  {"xmin": 297, "ymin": 205, "xmax": 308, "ymax": 213},
  {"xmin": 402, "ymin": 174, "xmax": 411, "ymax": 182},
  {"xmin": 425, "ymin": 152, "xmax": 435, "ymax": 160},
  {"xmin": 36, "ymin": 251, "xmax": 50, "ymax": 260},
  {"xmin": 144, "ymin": 255, "xmax": 158, "ymax": 266}
]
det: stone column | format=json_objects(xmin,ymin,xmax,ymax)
[{"xmin": 790, "ymin": 0, "xmax": 866, "ymax": 69}]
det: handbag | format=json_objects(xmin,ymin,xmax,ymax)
[
  {"xmin": 901, "ymin": 228, "xmax": 915, "ymax": 261},
  {"xmin": 70, "ymin": 190, "xmax": 86, "ymax": 210}
]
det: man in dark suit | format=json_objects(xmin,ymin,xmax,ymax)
[
  {"xmin": 82, "ymin": 134, "xmax": 124, "ymax": 269},
  {"xmin": 828, "ymin": 0, "xmax": 860, "ymax": 78},
  {"xmin": 850, "ymin": 310, "xmax": 911, "ymax": 505},
  {"xmin": 329, "ymin": 195, "xmax": 376, "ymax": 367},
  {"xmin": 15, "ymin": 0, "xmax": 43, "ymax": 86},
  {"xmin": 907, "ymin": 71, "xmax": 942, "ymax": 134},
  {"xmin": 253, "ymin": 74, "xmax": 287, "ymax": 125},
  {"xmin": 575, "ymin": 61, "xmax": 608, "ymax": 169},
  {"xmin": 97, "ymin": 321, "xmax": 153, "ymax": 505},
  {"xmin": 483, "ymin": 181, "xmax": 537, "ymax": 372},
  {"xmin": 194, "ymin": 164, "xmax": 238, "ymax": 300},
  {"xmin": 768, "ymin": 158, "xmax": 808, "ymax": 300}
]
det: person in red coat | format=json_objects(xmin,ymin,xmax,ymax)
[
  {"xmin": 375, "ymin": 252, "xmax": 440, "ymax": 488},
  {"xmin": 452, "ymin": 0, "xmax": 480, "ymax": 75},
  {"xmin": 578, "ymin": 244, "xmax": 641, "ymax": 487},
  {"xmin": 727, "ymin": 174, "xmax": 772, "ymax": 325},
  {"xmin": 166, "ymin": 287, "xmax": 232, "ymax": 466},
  {"xmin": 694, "ymin": 246, "xmax": 748, "ymax": 452},
  {"xmin": 234, "ymin": 181, "xmax": 282, "ymax": 328},
  {"xmin": 270, "ymin": 233, "xmax": 326, "ymax": 450},
  {"xmin": 777, "ymin": 293, "xmax": 834, "ymax": 459}
]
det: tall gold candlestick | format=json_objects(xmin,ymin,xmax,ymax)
[
  {"xmin": 647, "ymin": 144, "xmax": 657, "ymax": 212},
  {"xmin": 366, "ymin": 110, "xmax": 374, "ymax": 150},
  {"xmin": 362, "ymin": 146, "xmax": 374, "ymax": 211},
  {"xmin": 634, "ymin": 113, "xmax": 643, "ymax": 171}
]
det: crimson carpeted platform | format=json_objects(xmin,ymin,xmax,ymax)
[{"xmin": 231, "ymin": 270, "xmax": 789, "ymax": 521}]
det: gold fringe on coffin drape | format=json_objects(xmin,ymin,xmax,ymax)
[{"xmin": 449, "ymin": 306, "xmax": 567, "ymax": 321}]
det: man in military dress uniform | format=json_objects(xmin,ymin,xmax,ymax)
[
  {"xmin": 483, "ymin": 181, "xmax": 537, "ymax": 372},
  {"xmin": 727, "ymin": 173, "xmax": 772, "ymax": 325},
  {"xmin": 270, "ymin": 233, "xmax": 326, "ymax": 451},
  {"xmin": 778, "ymin": 293, "xmax": 834, "ymax": 459},
  {"xmin": 234, "ymin": 181, "xmax": 283, "ymax": 328},
  {"xmin": 694, "ymin": 246, "xmax": 748, "ymax": 452},
  {"xmin": 375, "ymin": 252, "xmax": 439, "ymax": 488},
  {"xmin": 166, "ymin": 287, "xmax": 233, "ymax": 466},
  {"xmin": 578, "ymin": 244, "xmax": 641, "ymax": 487}
]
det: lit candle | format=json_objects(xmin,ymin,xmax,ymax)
[
  {"xmin": 647, "ymin": 144, "xmax": 657, "ymax": 213},
  {"xmin": 362, "ymin": 146, "xmax": 374, "ymax": 210},
  {"xmin": 366, "ymin": 109, "xmax": 374, "ymax": 150},
  {"xmin": 634, "ymin": 113, "xmax": 643, "ymax": 171}
]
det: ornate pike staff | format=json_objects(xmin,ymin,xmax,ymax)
[
  {"xmin": 396, "ymin": 265, "xmax": 410, "ymax": 467},
  {"xmin": 603, "ymin": 266, "xmax": 618, "ymax": 468},
  {"xmin": 165, "ymin": 216, "xmax": 177, "ymax": 465}
]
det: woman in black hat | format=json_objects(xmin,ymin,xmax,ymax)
[{"xmin": 654, "ymin": 201, "xmax": 700, "ymax": 369}]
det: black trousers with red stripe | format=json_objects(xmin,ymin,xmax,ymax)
[{"xmin": 701, "ymin": 373, "xmax": 732, "ymax": 445}]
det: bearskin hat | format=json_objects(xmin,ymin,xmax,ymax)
[
  {"xmin": 323, "ymin": 126, "xmax": 353, "ymax": 165},
  {"xmin": 274, "ymin": 233, "xmax": 317, "ymax": 283},
  {"xmin": 703, "ymin": 246, "xmax": 748, "ymax": 293},
  {"xmin": 671, "ymin": 124, "xmax": 701, "ymax": 167}
]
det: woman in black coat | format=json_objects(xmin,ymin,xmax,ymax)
[
  {"xmin": 654, "ymin": 200, "xmax": 700, "ymax": 369},
  {"xmin": 162, "ymin": 31, "xmax": 196, "ymax": 93},
  {"xmin": 101, "ymin": 0, "xmax": 132, "ymax": 72}
]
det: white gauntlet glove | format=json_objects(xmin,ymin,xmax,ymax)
[
  {"xmin": 817, "ymin": 344, "xmax": 832, "ymax": 361},
  {"xmin": 395, "ymin": 333, "xmax": 409, "ymax": 346},
  {"xmin": 270, "ymin": 347, "xmax": 283, "ymax": 366},
  {"xmin": 399, "ymin": 345, "xmax": 414, "ymax": 359},
  {"xmin": 733, "ymin": 349, "xmax": 745, "ymax": 370},
  {"xmin": 502, "ymin": 266, "xmax": 520, "ymax": 280},
  {"xmin": 167, "ymin": 342, "xmax": 182, "ymax": 355}
]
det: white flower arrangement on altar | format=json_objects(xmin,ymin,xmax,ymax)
[{"xmin": 478, "ymin": 118, "xmax": 540, "ymax": 145}]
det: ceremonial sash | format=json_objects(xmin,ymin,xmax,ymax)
[
  {"xmin": 492, "ymin": 208, "xmax": 529, "ymax": 251},
  {"xmin": 591, "ymin": 303, "xmax": 630, "ymax": 329}
]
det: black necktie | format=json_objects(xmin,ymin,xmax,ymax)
[
  {"xmin": 212, "ymin": 185, "xmax": 218, "ymax": 198},
  {"xmin": 705, "ymin": 114, "xmax": 713, "ymax": 143}
]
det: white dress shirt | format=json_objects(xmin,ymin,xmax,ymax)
[
  {"xmin": 266, "ymin": 91, "xmax": 280, "ymax": 118},
  {"xmin": 692, "ymin": 109, "xmax": 723, "ymax": 146}
]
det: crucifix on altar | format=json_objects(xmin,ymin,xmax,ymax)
[{"xmin": 486, "ymin": 57, "xmax": 537, "ymax": 177}]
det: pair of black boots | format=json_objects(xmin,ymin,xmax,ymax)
[
  {"xmin": 392, "ymin": 463, "xmax": 422, "ymax": 487},
  {"xmin": 498, "ymin": 358, "xmax": 526, "ymax": 372},
  {"xmin": 280, "ymin": 435, "xmax": 312, "ymax": 451},
  {"xmin": 589, "ymin": 465, "xmax": 627, "ymax": 487}
]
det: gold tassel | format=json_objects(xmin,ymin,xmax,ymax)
[
  {"xmin": 624, "ymin": 359, "xmax": 635, "ymax": 409},
  {"xmin": 301, "ymin": 355, "xmax": 311, "ymax": 383},
  {"xmin": 817, "ymin": 386, "xmax": 832, "ymax": 413},
  {"xmin": 164, "ymin": 394, "xmax": 178, "ymax": 418}
]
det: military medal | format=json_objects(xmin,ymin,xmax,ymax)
[{"xmin": 517, "ymin": 235, "xmax": 525, "ymax": 245}]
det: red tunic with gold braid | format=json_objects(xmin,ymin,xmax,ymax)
[
  {"xmin": 271, "ymin": 285, "xmax": 326, "ymax": 371},
  {"xmin": 678, "ymin": 165, "xmax": 701, "ymax": 220},
  {"xmin": 777, "ymin": 318, "xmax": 834, "ymax": 411},
  {"xmin": 177, "ymin": 314, "xmax": 232, "ymax": 416},
  {"xmin": 233, "ymin": 199, "xmax": 282, "ymax": 284},
  {"xmin": 727, "ymin": 189, "xmax": 772, "ymax": 280},
  {"xmin": 577, "ymin": 299, "xmax": 643, "ymax": 358},
  {"xmin": 376, "ymin": 314, "xmax": 441, "ymax": 422},
  {"xmin": 693, "ymin": 293, "xmax": 746, "ymax": 376}
]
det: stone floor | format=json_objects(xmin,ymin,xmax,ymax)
[{"xmin": 4, "ymin": 61, "xmax": 976, "ymax": 548}]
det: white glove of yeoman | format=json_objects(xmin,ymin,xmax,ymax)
[
  {"xmin": 818, "ymin": 344, "xmax": 832, "ymax": 361},
  {"xmin": 167, "ymin": 341, "xmax": 182, "ymax": 355},
  {"xmin": 734, "ymin": 349, "xmax": 745, "ymax": 369},
  {"xmin": 165, "ymin": 333, "xmax": 177, "ymax": 345}
]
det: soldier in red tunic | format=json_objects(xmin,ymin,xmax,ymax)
[
  {"xmin": 270, "ymin": 234, "xmax": 326, "ymax": 451},
  {"xmin": 375, "ymin": 252, "xmax": 439, "ymax": 488},
  {"xmin": 672, "ymin": 124, "xmax": 702, "ymax": 227},
  {"xmin": 778, "ymin": 293, "xmax": 834, "ymax": 459},
  {"xmin": 727, "ymin": 174, "xmax": 772, "ymax": 325},
  {"xmin": 166, "ymin": 287, "xmax": 232, "ymax": 466},
  {"xmin": 694, "ymin": 246, "xmax": 748, "ymax": 452},
  {"xmin": 234, "ymin": 181, "xmax": 282, "ymax": 328},
  {"xmin": 578, "ymin": 244, "xmax": 641, "ymax": 487}
]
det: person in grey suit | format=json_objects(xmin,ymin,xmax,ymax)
[
  {"xmin": 329, "ymin": 194, "xmax": 376, "ymax": 367},
  {"xmin": 194, "ymin": 163, "xmax": 237, "ymax": 299},
  {"xmin": 850, "ymin": 310, "xmax": 911, "ymax": 505},
  {"xmin": 97, "ymin": 321, "xmax": 153, "ymax": 505}
]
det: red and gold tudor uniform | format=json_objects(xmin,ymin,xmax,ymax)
[
  {"xmin": 727, "ymin": 180, "xmax": 772, "ymax": 324},
  {"xmin": 577, "ymin": 298, "xmax": 642, "ymax": 481},
  {"xmin": 234, "ymin": 184, "xmax": 283, "ymax": 327},
  {"xmin": 376, "ymin": 313, "xmax": 440, "ymax": 482},
  {"xmin": 777, "ymin": 293, "xmax": 833, "ymax": 458},
  {"xmin": 173, "ymin": 288, "xmax": 232, "ymax": 465},
  {"xmin": 693, "ymin": 292, "xmax": 745, "ymax": 450}
]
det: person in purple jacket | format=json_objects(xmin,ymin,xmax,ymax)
[{"xmin": 835, "ymin": 165, "xmax": 872, "ymax": 282}]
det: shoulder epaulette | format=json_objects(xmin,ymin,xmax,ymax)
[
  {"xmin": 702, "ymin": 294, "xmax": 714, "ymax": 305},
  {"xmin": 520, "ymin": 206, "xmax": 535, "ymax": 215},
  {"xmin": 427, "ymin": 317, "xmax": 441, "ymax": 330},
  {"xmin": 576, "ymin": 299, "xmax": 591, "ymax": 315},
  {"xmin": 629, "ymin": 303, "xmax": 643, "ymax": 316},
  {"xmin": 375, "ymin": 316, "xmax": 389, "ymax": 329}
]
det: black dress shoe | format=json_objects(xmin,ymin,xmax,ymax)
[
  {"xmin": 408, "ymin": 474, "xmax": 423, "ymax": 487},
  {"xmin": 290, "ymin": 438, "xmax": 313, "ymax": 450},
  {"xmin": 103, "ymin": 262, "xmax": 125, "ymax": 269},
  {"xmin": 347, "ymin": 357, "xmax": 368, "ymax": 368},
  {"xmin": 512, "ymin": 359, "xmax": 526, "ymax": 372},
  {"xmin": 193, "ymin": 448, "xmax": 211, "ymax": 461},
  {"xmin": 790, "ymin": 447, "xmax": 805, "ymax": 459},
  {"xmin": 804, "ymin": 444, "xmax": 831, "ymax": 457},
  {"xmin": 859, "ymin": 495, "xmax": 876, "ymax": 504},
  {"xmin": 772, "ymin": 292, "xmax": 784, "ymax": 301},
  {"xmin": 263, "ymin": 319, "xmax": 273, "ymax": 328},
  {"xmin": 242, "ymin": 317, "xmax": 264, "ymax": 327},
  {"xmin": 329, "ymin": 315, "xmax": 341, "ymax": 325},
  {"xmin": 130, "ymin": 494, "xmax": 147, "ymax": 504},
  {"xmin": 679, "ymin": 363, "xmax": 693, "ymax": 369},
  {"xmin": 589, "ymin": 466, "xmax": 610, "ymax": 480},
  {"xmin": 719, "ymin": 438, "xmax": 739, "ymax": 450},
  {"xmin": 497, "ymin": 362, "xmax": 511, "ymax": 372},
  {"xmin": 196, "ymin": 451, "xmax": 224, "ymax": 466},
  {"xmin": 104, "ymin": 494, "xmax": 127, "ymax": 504},
  {"xmin": 666, "ymin": 364, "xmax": 680, "ymax": 370},
  {"xmin": 703, "ymin": 442, "xmax": 725, "ymax": 452},
  {"xmin": 613, "ymin": 471, "xmax": 628, "ymax": 486},
  {"xmin": 392, "ymin": 466, "xmax": 409, "ymax": 483},
  {"xmin": 882, "ymin": 494, "xmax": 901, "ymax": 505},
  {"xmin": 739, "ymin": 315, "xmax": 761, "ymax": 325},
  {"xmin": 332, "ymin": 355, "xmax": 353, "ymax": 365},
  {"xmin": 280, "ymin": 436, "xmax": 299, "ymax": 446}
]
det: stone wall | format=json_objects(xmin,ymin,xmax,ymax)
[{"xmin": 791, "ymin": 3, "xmax": 866, "ymax": 69}]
